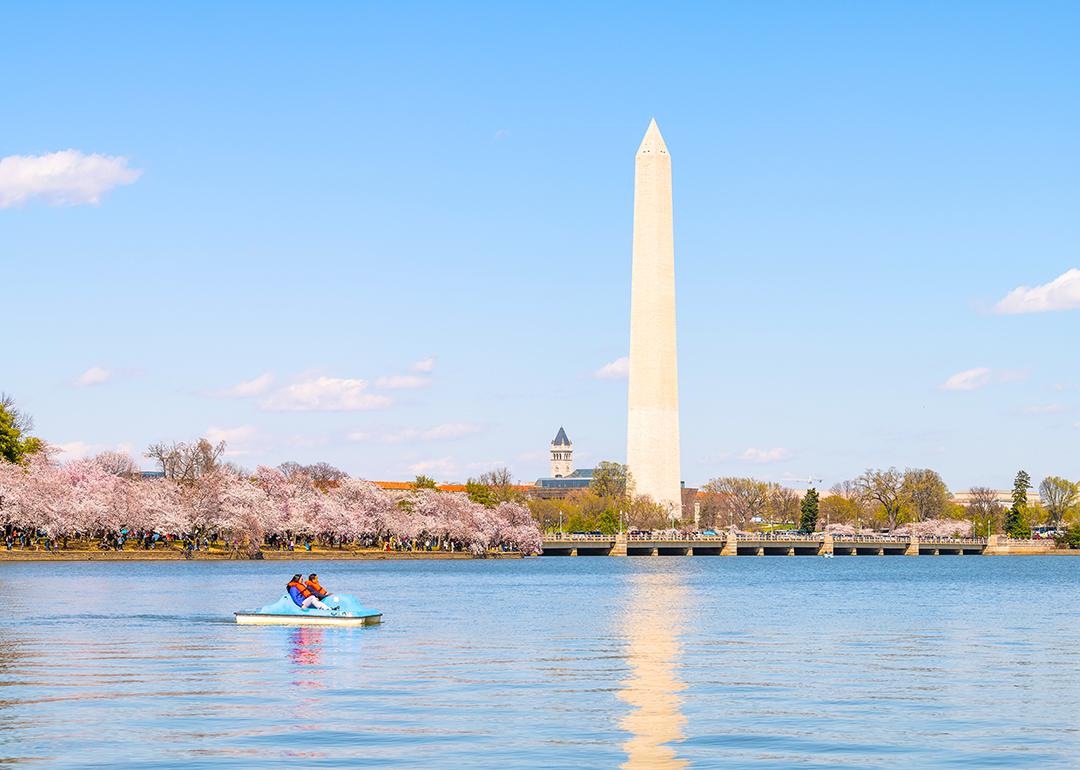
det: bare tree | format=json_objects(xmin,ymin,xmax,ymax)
[
  {"xmin": 967, "ymin": 486, "xmax": 1004, "ymax": 535},
  {"xmin": 474, "ymin": 467, "xmax": 521, "ymax": 503},
  {"xmin": 308, "ymin": 462, "xmax": 348, "ymax": 487},
  {"xmin": 702, "ymin": 477, "xmax": 772, "ymax": 530},
  {"xmin": 93, "ymin": 451, "xmax": 138, "ymax": 477},
  {"xmin": 855, "ymin": 467, "xmax": 906, "ymax": 531},
  {"xmin": 278, "ymin": 461, "xmax": 305, "ymax": 480},
  {"xmin": 769, "ymin": 487, "xmax": 801, "ymax": 525},
  {"xmin": 145, "ymin": 438, "xmax": 225, "ymax": 482}
]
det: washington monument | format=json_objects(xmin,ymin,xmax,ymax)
[{"xmin": 626, "ymin": 119, "xmax": 682, "ymax": 515}]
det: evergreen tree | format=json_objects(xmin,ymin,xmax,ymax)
[
  {"xmin": 1006, "ymin": 470, "xmax": 1032, "ymax": 538},
  {"xmin": 1012, "ymin": 470, "xmax": 1031, "ymax": 511},
  {"xmin": 799, "ymin": 488, "xmax": 820, "ymax": 532}
]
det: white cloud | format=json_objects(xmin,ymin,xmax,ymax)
[
  {"xmin": 1022, "ymin": 404, "xmax": 1067, "ymax": 415},
  {"xmin": 205, "ymin": 425, "xmax": 257, "ymax": 456},
  {"xmin": 52, "ymin": 441, "xmax": 100, "ymax": 461},
  {"xmin": 995, "ymin": 268, "xmax": 1080, "ymax": 314},
  {"xmin": 422, "ymin": 423, "xmax": 481, "ymax": 440},
  {"xmin": 205, "ymin": 425, "xmax": 256, "ymax": 444},
  {"xmin": 76, "ymin": 366, "xmax": 111, "ymax": 387},
  {"xmin": 740, "ymin": 447, "xmax": 791, "ymax": 464},
  {"xmin": 594, "ymin": 356, "xmax": 629, "ymax": 380},
  {"xmin": 408, "ymin": 457, "xmax": 457, "ymax": 477},
  {"xmin": 222, "ymin": 373, "xmax": 273, "ymax": 397},
  {"xmin": 411, "ymin": 357, "xmax": 436, "ymax": 373},
  {"xmin": 260, "ymin": 376, "xmax": 392, "ymax": 412},
  {"xmin": 346, "ymin": 431, "xmax": 371, "ymax": 442},
  {"xmin": 375, "ymin": 374, "xmax": 431, "ymax": 389},
  {"xmin": 941, "ymin": 367, "xmax": 993, "ymax": 392},
  {"xmin": 0, "ymin": 150, "xmax": 142, "ymax": 207}
]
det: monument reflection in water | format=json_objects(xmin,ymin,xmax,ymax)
[{"xmin": 618, "ymin": 569, "xmax": 689, "ymax": 769}]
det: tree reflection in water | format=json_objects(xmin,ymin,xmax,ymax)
[{"xmin": 618, "ymin": 570, "xmax": 688, "ymax": 769}]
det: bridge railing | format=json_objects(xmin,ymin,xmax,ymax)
[
  {"xmin": 736, "ymin": 532, "xmax": 821, "ymax": 542},
  {"xmin": 832, "ymin": 534, "xmax": 910, "ymax": 543},
  {"xmin": 919, "ymin": 536, "xmax": 987, "ymax": 544}
]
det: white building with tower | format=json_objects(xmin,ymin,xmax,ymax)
[
  {"xmin": 550, "ymin": 426, "xmax": 573, "ymax": 478},
  {"xmin": 533, "ymin": 427, "xmax": 595, "ymax": 498}
]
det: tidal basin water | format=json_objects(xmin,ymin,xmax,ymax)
[{"xmin": 1, "ymin": 558, "xmax": 1078, "ymax": 768}]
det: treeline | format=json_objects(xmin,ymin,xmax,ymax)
[
  {"xmin": 0, "ymin": 452, "xmax": 541, "ymax": 556},
  {"xmin": 701, "ymin": 467, "xmax": 1080, "ymax": 543},
  {"xmin": 525, "ymin": 462, "xmax": 676, "ymax": 534},
  {"xmin": 0, "ymin": 393, "xmax": 541, "ymax": 555}
]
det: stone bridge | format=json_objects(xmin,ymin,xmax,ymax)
[{"xmin": 539, "ymin": 532, "xmax": 1021, "ymax": 557}]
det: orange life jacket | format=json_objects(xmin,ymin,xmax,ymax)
[
  {"xmin": 305, "ymin": 579, "xmax": 327, "ymax": 598},
  {"xmin": 287, "ymin": 580, "xmax": 312, "ymax": 599}
]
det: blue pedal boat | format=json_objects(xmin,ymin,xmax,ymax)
[{"xmin": 235, "ymin": 593, "xmax": 382, "ymax": 627}]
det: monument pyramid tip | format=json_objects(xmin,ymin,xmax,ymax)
[{"xmin": 638, "ymin": 118, "xmax": 667, "ymax": 154}]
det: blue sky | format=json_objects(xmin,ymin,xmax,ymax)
[{"xmin": 3, "ymin": 2, "xmax": 1079, "ymax": 489}]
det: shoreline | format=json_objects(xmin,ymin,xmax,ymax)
[
  {"xmin": 0, "ymin": 549, "xmax": 523, "ymax": 562},
  {"xmin": 1, "ymin": 549, "xmax": 1075, "ymax": 561}
]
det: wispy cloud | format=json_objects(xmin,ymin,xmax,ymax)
[
  {"xmin": 740, "ymin": 447, "xmax": 791, "ymax": 463},
  {"xmin": 346, "ymin": 431, "xmax": 371, "ymax": 442},
  {"xmin": 260, "ymin": 376, "xmax": 392, "ymax": 412},
  {"xmin": 941, "ymin": 367, "xmax": 993, "ymax": 392},
  {"xmin": 384, "ymin": 423, "xmax": 482, "ymax": 443},
  {"xmin": 594, "ymin": 356, "xmax": 629, "ymax": 380},
  {"xmin": 76, "ymin": 366, "xmax": 111, "ymax": 387},
  {"xmin": 995, "ymin": 268, "xmax": 1080, "ymax": 314},
  {"xmin": 0, "ymin": 150, "xmax": 142, "ymax": 207},
  {"xmin": 1022, "ymin": 404, "xmax": 1068, "ymax": 415},
  {"xmin": 375, "ymin": 374, "xmax": 431, "ymax": 389},
  {"xmin": 221, "ymin": 373, "xmax": 274, "ymax": 397},
  {"xmin": 940, "ymin": 367, "xmax": 1026, "ymax": 392},
  {"xmin": 411, "ymin": 357, "xmax": 436, "ymax": 373}
]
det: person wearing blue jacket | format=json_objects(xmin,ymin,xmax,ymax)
[{"xmin": 287, "ymin": 573, "xmax": 332, "ymax": 610}]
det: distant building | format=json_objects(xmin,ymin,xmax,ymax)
[
  {"xmin": 533, "ymin": 427, "xmax": 596, "ymax": 499},
  {"xmin": 952, "ymin": 490, "xmax": 1041, "ymax": 508},
  {"xmin": 550, "ymin": 426, "xmax": 573, "ymax": 478}
]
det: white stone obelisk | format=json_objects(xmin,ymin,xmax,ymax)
[{"xmin": 627, "ymin": 119, "xmax": 682, "ymax": 516}]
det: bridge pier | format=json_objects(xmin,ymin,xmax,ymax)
[
  {"xmin": 904, "ymin": 536, "xmax": 920, "ymax": 556},
  {"xmin": 721, "ymin": 533, "xmax": 737, "ymax": 556},
  {"xmin": 610, "ymin": 534, "xmax": 627, "ymax": 557},
  {"xmin": 819, "ymin": 534, "xmax": 833, "ymax": 557},
  {"xmin": 787, "ymin": 546, "xmax": 796, "ymax": 556},
  {"xmin": 756, "ymin": 546, "xmax": 765, "ymax": 556}
]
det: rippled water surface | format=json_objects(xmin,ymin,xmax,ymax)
[{"xmin": 1, "ymin": 557, "xmax": 1078, "ymax": 768}]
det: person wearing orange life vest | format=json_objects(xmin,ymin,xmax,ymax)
[
  {"xmin": 287, "ymin": 573, "xmax": 333, "ymax": 611},
  {"xmin": 305, "ymin": 573, "xmax": 329, "ymax": 600}
]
